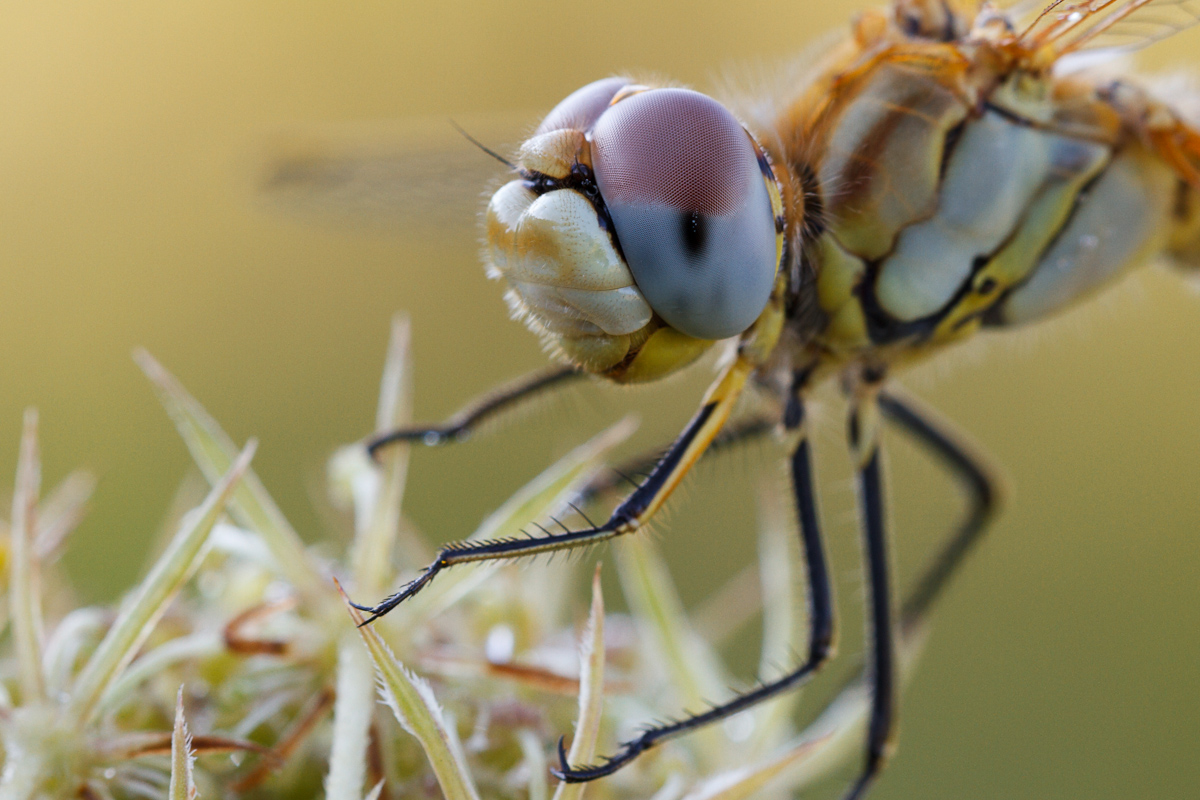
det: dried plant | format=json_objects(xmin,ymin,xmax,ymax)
[{"xmin": 0, "ymin": 315, "xmax": 921, "ymax": 799}]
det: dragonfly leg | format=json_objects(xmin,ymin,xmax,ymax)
[
  {"xmin": 552, "ymin": 388, "xmax": 835, "ymax": 782},
  {"xmin": 351, "ymin": 355, "xmax": 755, "ymax": 624},
  {"xmin": 573, "ymin": 415, "xmax": 778, "ymax": 506},
  {"xmin": 877, "ymin": 388, "xmax": 1005, "ymax": 632},
  {"xmin": 836, "ymin": 383, "xmax": 1005, "ymax": 799},
  {"xmin": 365, "ymin": 365, "xmax": 583, "ymax": 458},
  {"xmin": 842, "ymin": 376, "xmax": 897, "ymax": 800}
]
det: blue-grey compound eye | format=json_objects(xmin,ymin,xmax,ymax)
[{"xmin": 590, "ymin": 88, "xmax": 777, "ymax": 340}]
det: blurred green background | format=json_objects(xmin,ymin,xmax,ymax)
[{"xmin": 1, "ymin": 0, "xmax": 1198, "ymax": 797}]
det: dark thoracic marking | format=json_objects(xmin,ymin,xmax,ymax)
[
  {"xmin": 939, "ymin": 120, "xmax": 967, "ymax": 181},
  {"xmin": 783, "ymin": 167, "xmax": 832, "ymax": 333},
  {"xmin": 899, "ymin": 0, "xmax": 960, "ymax": 41},
  {"xmin": 855, "ymin": 263, "xmax": 942, "ymax": 343},
  {"xmin": 793, "ymin": 159, "xmax": 826, "ymax": 241},
  {"xmin": 783, "ymin": 158, "xmax": 828, "ymax": 331},
  {"xmin": 939, "ymin": 0, "xmax": 957, "ymax": 41},
  {"xmin": 1173, "ymin": 178, "xmax": 1193, "ymax": 221},
  {"xmin": 753, "ymin": 149, "xmax": 786, "ymax": 237},
  {"xmin": 858, "ymin": 249, "xmax": 1006, "ymax": 343},
  {"xmin": 681, "ymin": 211, "xmax": 706, "ymax": 258},
  {"xmin": 981, "ymin": 101, "xmax": 1036, "ymax": 129}
]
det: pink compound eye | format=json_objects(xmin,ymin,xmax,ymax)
[
  {"xmin": 590, "ymin": 89, "xmax": 777, "ymax": 340},
  {"xmin": 535, "ymin": 77, "xmax": 630, "ymax": 135}
]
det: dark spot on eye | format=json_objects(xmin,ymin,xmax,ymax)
[
  {"xmin": 978, "ymin": 277, "xmax": 997, "ymax": 294},
  {"xmin": 681, "ymin": 211, "xmax": 706, "ymax": 259}
]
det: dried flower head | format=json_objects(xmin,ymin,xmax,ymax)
[{"xmin": 0, "ymin": 316, "xmax": 921, "ymax": 800}]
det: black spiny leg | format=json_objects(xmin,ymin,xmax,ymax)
[
  {"xmin": 844, "ymin": 384, "xmax": 898, "ymax": 800},
  {"xmin": 553, "ymin": 390, "xmax": 835, "ymax": 782},
  {"xmin": 771, "ymin": 389, "xmax": 1001, "ymax": 798},
  {"xmin": 366, "ymin": 366, "xmax": 582, "ymax": 458},
  {"xmin": 573, "ymin": 415, "xmax": 778, "ymax": 507},
  {"xmin": 351, "ymin": 356, "xmax": 757, "ymax": 624},
  {"xmin": 878, "ymin": 389, "xmax": 1003, "ymax": 631}
]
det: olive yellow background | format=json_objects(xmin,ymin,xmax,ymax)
[{"xmin": 1, "ymin": 1, "xmax": 1198, "ymax": 797}]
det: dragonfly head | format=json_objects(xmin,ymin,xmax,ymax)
[{"xmin": 485, "ymin": 78, "xmax": 784, "ymax": 383}]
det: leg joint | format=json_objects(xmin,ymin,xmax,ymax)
[{"xmin": 809, "ymin": 627, "xmax": 836, "ymax": 666}]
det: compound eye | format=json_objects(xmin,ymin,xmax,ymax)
[
  {"xmin": 591, "ymin": 88, "xmax": 777, "ymax": 340},
  {"xmin": 536, "ymin": 77, "xmax": 630, "ymax": 135}
]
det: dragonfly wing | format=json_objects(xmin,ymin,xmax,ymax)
[
  {"xmin": 255, "ymin": 113, "xmax": 532, "ymax": 234},
  {"xmin": 1011, "ymin": 0, "xmax": 1200, "ymax": 58}
]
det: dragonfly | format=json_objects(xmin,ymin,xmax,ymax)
[{"xmin": 263, "ymin": 1, "xmax": 1200, "ymax": 797}]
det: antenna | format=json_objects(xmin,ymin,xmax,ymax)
[{"xmin": 450, "ymin": 119, "xmax": 517, "ymax": 170}]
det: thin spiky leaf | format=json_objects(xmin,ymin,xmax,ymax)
[
  {"xmin": 756, "ymin": 477, "xmax": 800, "ymax": 678},
  {"xmin": 98, "ymin": 632, "xmax": 223, "ymax": 716},
  {"xmin": 757, "ymin": 628, "xmax": 930, "ymax": 795},
  {"xmin": 169, "ymin": 688, "xmax": 197, "ymax": 800},
  {"xmin": 230, "ymin": 688, "xmax": 336, "ymax": 793},
  {"xmin": 614, "ymin": 535, "xmax": 727, "ymax": 724},
  {"xmin": 374, "ymin": 315, "xmax": 412, "ymax": 434},
  {"xmin": 692, "ymin": 562, "xmax": 761, "ymax": 646},
  {"xmin": 677, "ymin": 734, "xmax": 824, "ymax": 800},
  {"xmin": 69, "ymin": 442, "xmax": 256, "ymax": 724},
  {"xmin": 343, "ymin": 587, "xmax": 481, "ymax": 800},
  {"xmin": 351, "ymin": 315, "xmax": 416, "ymax": 596},
  {"xmin": 751, "ymin": 476, "xmax": 805, "ymax": 749},
  {"xmin": 517, "ymin": 729, "xmax": 548, "ymax": 800},
  {"xmin": 10, "ymin": 408, "xmax": 45, "ymax": 702},
  {"xmin": 134, "ymin": 350, "xmax": 324, "ymax": 598},
  {"xmin": 325, "ymin": 636, "xmax": 376, "ymax": 800},
  {"xmin": 475, "ymin": 416, "xmax": 637, "ymax": 544},
  {"xmin": 32, "ymin": 469, "xmax": 95, "ymax": 561},
  {"xmin": 553, "ymin": 565, "xmax": 606, "ymax": 800},
  {"xmin": 42, "ymin": 607, "xmax": 109, "ymax": 696},
  {"xmin": 649, "ymin": 774, "xmax": 688, "ymax": 800}
]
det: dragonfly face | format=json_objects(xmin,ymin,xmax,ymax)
[{"xmin": 485, "ymin": 78, "xmax": 785, "ymax": 383}]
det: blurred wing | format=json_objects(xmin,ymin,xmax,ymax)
[
  {"xmin": 1013, "ymin": 0, "xmax": 1200, "ymax": 57},
  {"xmin": 256, "ymin": 113, "xmax": 531, "ymax": 234}
]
